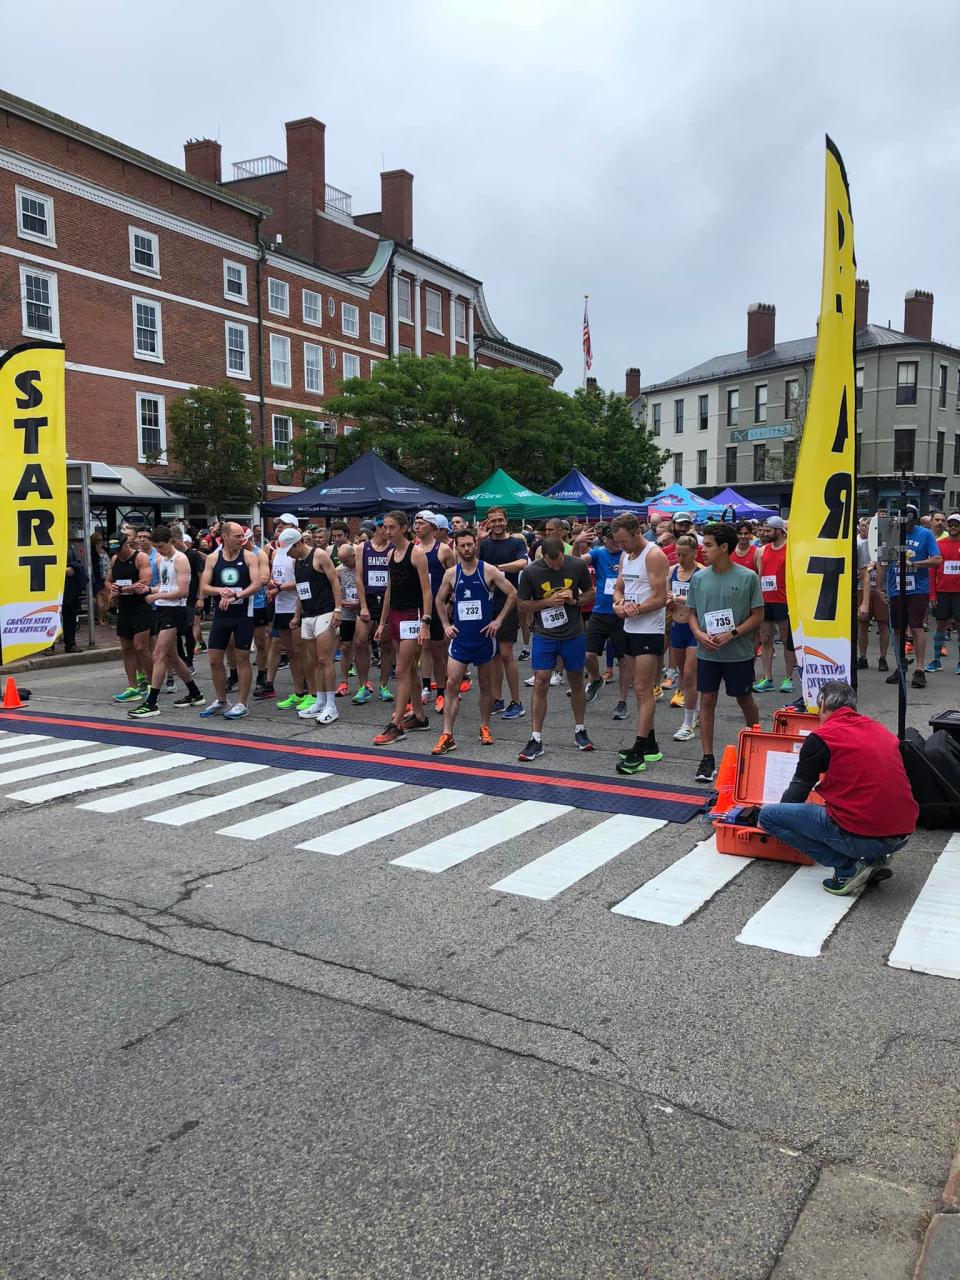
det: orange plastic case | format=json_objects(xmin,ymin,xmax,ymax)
[
  {"xmin": 713, "ymin": 729, "xmax": 815, "ymax": 865},
  {"xmin": 773, "ymin": 708, "xmax": 820, "ymax": 737}
]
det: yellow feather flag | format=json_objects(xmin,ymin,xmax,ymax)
[
  {"xmin": 0, "ymin": 341, "xmax": 68, "ymax": 665},
  {"xmin": 787, "ymin": 137, "xmax": 856, "ymax": 709}
]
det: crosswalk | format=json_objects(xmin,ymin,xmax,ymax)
[{"xmin": 0, "ymin": 730, "xmax": 956, "ymax": 980}]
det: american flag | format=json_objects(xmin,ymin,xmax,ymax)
[{"xmin": 582, "ymin": 296, "xmax": 592, "ymax": 372}]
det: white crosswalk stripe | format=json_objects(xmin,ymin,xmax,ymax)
[
  {"xmin": 888, "ymin": 834, "xmax": 960, "ymax": 980},
  {"xmin": 735, "ymin": 862, "xmax": 857, "ymax": 957},
  {"xmin": 0, "ymin": 733, "xmax": 52, "ymax": 749},
  {"xmin": 491, "ymin": 814, "xmax": 665, "ymax": 900},
  {"xmin": 611, "ymin": 835, "xmax": 751, "ymax": 925},
  {"xmin": 217, "ymin": 777, "xmax": 399, "ymax": 841},
  {"xmin": 9, "ymin": 753, "xmax": 200, "ymax": 804},
  {"xmin": 392, "ymin": 800, "xmax": 571, "ymax": 873},
  {"xmin": 78, "ymin": 761, "xmax": 267, "ymax": 813},
  {"xmin": 297, "ymin": 787, "xmax": 481, "ymax": 856},
  {"xmin": 145, "ymin": 770, "xmax": 319, "ymax": 827},
  {"xmin": 0, "ymin": 744, "xmax": 153, "ymax": 787},
  {"xmin": 0, "ymin": 738, "xmax": 99, "ymax": 766}
]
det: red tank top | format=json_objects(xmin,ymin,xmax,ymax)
[
  {"xmin": 814, "ymin": 708, "xmax": 918, "ymax": 837},
  {"xmin": 934, "ymin": 537, "xmax": 960, "ymax": 593},
  {"xmin": 731, "ymin": 546, "xmax": 758, "ymax": 571},
  {"xmin": 759, "ymin": 542, "xmax": 787, "ymax": 602}
]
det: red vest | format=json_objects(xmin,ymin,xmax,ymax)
[
  {"xmin": 814, "ymin": 707, "xmax": 918, "ymax": 836},
  {"xmin": 759, "ymin": 542, "xmax": 787, "ymax": 602}
]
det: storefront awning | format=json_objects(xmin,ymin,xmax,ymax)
[{"xmin": 70, "ymin": 461, "xmax": 187, "ymax": 504}]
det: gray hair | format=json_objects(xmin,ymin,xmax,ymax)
[{"xmin": 816, "ymin": 680, "xmax": 857, "ymax": 712}]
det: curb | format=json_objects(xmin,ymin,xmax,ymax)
[
  {"xmin": 1, "ymin": 646, "xmax": 122, "ymax": 674},
  {"xmin": 914, "ymin": 1148, "xmax": 960, "ymax": 1279}
]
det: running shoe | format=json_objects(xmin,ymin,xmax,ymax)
[
  {"xmin": 435, "ymin": 693, "xmax": 445, "ymax": 714},
  {"xmin": 223, "ymin": 702, "xmax": 249, "ymax": 719},
  {"xmin": 612, "ymin": 700, "xmax": 628, "ymax": 721},
  {"xmin": 877, "ymin": 657, "xmax": 889, "ymax": 672},
  {"xmin": 549, "ymin": 671, "xmax": 565, "ymax": 687},
  {"xmin": 164, "ymin": 676, "xmax": 176, "ymax": 694},
  {"xmin": 911, "ymin": 670, "xmax": 927, "ymax": 689},
  {"xmin": 316, "ymin": 706, "xmax": 339, "ymax": 725},
  {"xmin": 642, "ymin": 737, "xmax": 663, "ymax": 763},
  {"xmin": 669, "ymin": 690, "xmax": 685, "ymax": 708},
  {"xmin": 348, "ymin": 664, "xmax": 358, "ymax": 678},
  {"xmin": 401, "ymin": 713, "xmax": 430, "ymax": 732},
  {"xmin": 926, "ymin": 660, "xmax": 942, "ymax": 673},
  {"xmin": 779, "ymin": 678, "xmax": 794, "ymax": 693},
  {"xmin": 225, "ymin": 673, "xmax": 239, "ymax": 693},
  {"xmin": 673, "ymin": 723, "xmax": 697, "ymax": 742},
  {"xmin": 295, "ymin": 693, "xmax": 317, "ymax": 711},
  {"xmin": 653, "ymin": 684, "xmax": 663, "ymax": 701},
  {"xmin": 297, "ymin": 698, "xmax": 323, "ymax": 719},
  {"xmin": 584, "ymin": 679, "xmax": 604, "ymax": 703},
  {"xmin": 491, "ymin": 698, "xmax": 506, "ymax": 715},
  {"xmin": 753, "ymin": 678, "xmax": 775, "ymax": 693},
  {"xmin": 518, "ymin": 737, "xmax": 544, "ymax": 762},
  {"xmin": 374, "ymin": 722, "xmax": 405, "ymax": 745},
  {"xmin": 942, "ymin": 646, "xmax": 949, "ymax": 658},
  {"xmin": 574, "ymin": 729, "xmax": 595, "ymax": 752},
  {"xmin": 199, "ymin": 699, "xmax": 226, "ymax": 717},
  {"xmin": 479, "ymin": 724, "xmax": 494, "ymax": 746},
  {"xmin": 278, "ymin": 652, "xmax": 289, "ymax": 668},
  {"xmin": 432, "ymin": 733, "xmax": 457, "ymax": 755},
  {"xmin": 856, "ymin": 656, "xmax": 868, "ymax": 670},
  {"xmin": 660, "ymin": 669, "xmax": 678, "ymax": 690},
  {"xmin": 128, "ymin": 702, "xmax": 160, "ymax": 718},
  {"xmin": 378, "ymin": 684, "xmax": 394, "ymax": 703},
  {"xmin": 459, "ymin": 677, "xmax": 473, "ymax": 694},
  {"xmin": 172, "ymin": 691, "xmax": 205, "ymax": 707},
  {"xmin": 695, "ymin": 754, "xmax": 717, "ymax": 783},
  {"xmin": 616, "ymin": 749, "xmax": 645, "ymax": 775},
  {"xmin": 519, "ymin": 647, "xmax": 530, "ymax": 660},
  {"xmin": 524, "ymin": 674, "xmax": 537, "ymax": 686},
  {"xmin": 276, "ymin": 692, "xmax": 303, "ymax": 708},
  {"xmin": 956, "ymin": 662, "xmax": 960, "ymax": 676},
  {"xmin": 113, "ymin": 686, "xmax": 143, "ymax": 702},
  {"xmin": 197, "ymin": 640, "xmax": 208, "ymax": 653},
  {"xmin": 335, "ymin": 681, "xmax": 349, "ymax": 698},
  {"xmin": 253, "ymin": 684, "xmax": 276, "ymax": 700},
  {"xmin": 352, "ymin": 685, "xmax": 372, "ymax": 705},
  {"xmin": 501, "ymin": 701, "xmax": 525, "ymax": 720}
]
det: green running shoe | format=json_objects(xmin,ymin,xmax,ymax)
[
  {"xmin": 753, "ymin": 677, "xmax": 774, "ymax": 693},
  {"xmin": 353, "ymin": 685, "xmax": 372, "ymax": 705},
  {"xmin": 276, "ymin": 692, "xmax": 303, "ymax": 709},
  {"xmin": 127, "ymin": 702, "xmax": 160, "ymax": 718},
  {"xmin": 779, "ymin": 677, "xmax": 794, "ymax": 693},
  {"xmin": 616, "ymin": 749, "xmax": 646, "ymax": 775},
  {"xmin": 379, "ymin": 684, "xmax": 394, "ymax": 703},
  {"xmin": 113, "ymin": 686, "xmax": 143, "ymax": 702},
  {"xmin": 296, "ymin": 693, "xmax": 317, "ymax": 711}
]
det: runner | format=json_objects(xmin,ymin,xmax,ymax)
[
  {"xmin": 685, "ymin": 522, "xmax": 764, "ymax": 783},
  {"xmin": 247, "ymin": 528, "xmax": 273, "ymax": 692},
  {"xmin": 335, "ymin": 542, "xmax": 360, "ymax": 698},
  {"xmin": 478, "ymin": 506, "xmax": 528, "ymax": 721},
  {"xmin": 171, "ymin": 530, "xmax": 204, "ymax": 675},
  {"xmin": 128, "ymin": 527, "xmax": 205, "ymax": 717},
  {"xmin": 925, "ymin": 512, "xmax": 960, "ymax": 674},
  {"xmin": 290, "ymin": 529, "xmax": 342, "ymax": 724},
  {"xmin": 885, "ymin": 504, "xmax": 942, "ymax": 689},
  {"xmin": 753, "ymin": 516, "xmax": 796, "ymax": 694},
  {"xmin": 354, "ymin": 520, "xmax": 395, "ymax": 706},
  {"xmin": 666, "ymin": 533, "xmax": 701, "ymax": 741},
  {"xmin": 417, "ymin": 512, "xmax": 456, "ymax": 711},
  {"xmin": 580, "ymin": 524, "xmax": 630, "ymax": 713},
  {"xmin": 107, "ymin": 529, "xmax": 153, "ymax": 703},
  {"xmin": 516, "ymin": 536, "xmax": 595, "ymax": 760},
  {"xmin": 730, "ymin": 521, "xmax": 761, "ymax": 571},
  {"xmin": 611, "ymin": 513, "xmax": 669, "ymax": 776},
  {"xmin": 198, "ymin": 521, "xmax": 262, "ymax": 719},
  {"xmin": 856, "ymin": 515, "xmax": 890, "ymax": 671},
  {"xmin": 257, "ymin": 522, "xmax": 309, "ymax": 707},
  {"xmin": 373, "ymin": 511, "xmax": 433, "ymax": 745},
  {"xmin": 431, "ymin": 527, "xmax": 517, "ymax": 753}
]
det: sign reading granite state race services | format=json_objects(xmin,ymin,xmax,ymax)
[
  {"xmin": 0, "ymin": 341, "xmax": 67, "ymax": 665},
  {"xmin": 786, "ymin": 137, "xmax": 857, "ymax": 710}
]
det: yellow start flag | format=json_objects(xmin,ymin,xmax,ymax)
[
  {"xmin": 787, "ymin": 137, "xmax": 856, "ymax": 708},
  {"xmin": 0, "ymin": 341, "xmax": 67, "ymax": 665}
]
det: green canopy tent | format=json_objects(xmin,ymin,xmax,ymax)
[{"xmin": 465, "ymin": 469, "xmax": 586, "ymax": 522}]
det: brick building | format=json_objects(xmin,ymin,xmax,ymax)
[{"xmin": 0, "ymin": 92, "xmax": 560, "ymax": 527}]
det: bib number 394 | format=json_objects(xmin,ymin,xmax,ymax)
[{"xmin": 705, "ymin": 608, "xmax": 735, "ymax": 636}]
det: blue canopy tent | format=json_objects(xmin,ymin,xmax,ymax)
[
  {"xmin": 261, "ymin": 451, "xmax": 475, "ymax": 518},
  {"xmin": 636, "ymin": 483, "xmax": 724, "ymax": 522},
  {"xmin": 709, "ymin": 487, "xmax": 779, "ymax": 521},
  {"xmin": 541, "ymin": 469, "xmax": 646, "ymax": 519}
]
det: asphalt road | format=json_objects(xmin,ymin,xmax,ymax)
[{"xmin": 1, "ymin": 647, "xmax": 958, "ymax": 1279}]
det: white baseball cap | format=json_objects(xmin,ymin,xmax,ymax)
[
  {"xmin": 276, "ymin": 528, "xmax": 302, "ymax": 549},
  {"xmin": 947, "ymin": 513, "xmax": 960, "ymax": 523},
  {"xmin": 416, "ymin": 510, "xmax": 440, "ymax": 526},
  {"xmin": 764, "ymin": 516, "xmax": 786, "ymax": 530},
  {"xmin": 277, "ymin": 513, "xmax": 299, "ymax": 526}
]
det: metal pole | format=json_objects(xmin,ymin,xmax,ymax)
[
  {"xmin": 81, "ymin": 462, "xmax": 96, "ymax": 648},
  {"xmin": 897, "ymin": 469, "xmax": 908, "ymax": 742}
]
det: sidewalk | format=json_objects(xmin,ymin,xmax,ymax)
[
  {"xmin": 1, "ymin": 619, "xmax": 121, "ymax": 674},
  {"xmin": 914, "ymin": 1146, "xmax": 960, "ymax": 1279}
]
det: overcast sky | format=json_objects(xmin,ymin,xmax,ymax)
[{"xmin": 5, "ymin": 0, "xmax": 959, "ymax": 392}]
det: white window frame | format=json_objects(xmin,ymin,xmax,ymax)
[
  {"xmin": 304, "ymin": 342, "xmax": 324, "ymax": 394},
  {"xmin": 128, "ymin": 226, "xmax": 160, "ymax": 278},
  {"xmin": 425, "ymin": 287, "xmax": 443, "ymax": 334},
  {"xmin": 225, "ymin": 321, "xmax": 250, "ymax": 380},
  {"xmin": 268, "ymin": 277, "xmax": 289, "ymax": 317},
  {"xmin": 397, "ymin": 277, "xmax": 412, "ymax": 323},
  {"xmin": 136, "ymin": 391, "xmax": 167, "ymax": 465},
  {"xmin": 16, "ymin": 185, "xmax": 56, "ymax": 246},
  {"xmin": 341, "ymin": 302, "xmax": 360, "ymax": 337},
  {"xmin": 342, "ymin": 352, "xmax": 361, "ymax": 381},
  {"xmin": 270, "ymin": 333, "xmax": 291, "ymax": 387},
  {"xmin": 132, "ymin": 296, "xmax": 163, "ymax": 362},
  {"xmin": 223, "ymin": 260, "xmax": 248, "ymax": 304},
  {"xmin": 272, "ymin": 413, "xmax": 293, "ymax": 464},
  {"xmin": 369, "ymin": 312, "xmax": 386, "ymax": 346},
  {"xmin": 303, "ymin": 289, "xmax": 322, "ymax": 326},
  {"xmin": 369, "ymin": 359, "xmax": 379, "ymax": 375},
  {"xmin": 455, "ymin": 299, "xmax": 467, "ymax": 342},
  {"xmin": 19, "ymin": 264, "xmax": 60, "ymax": 340}
]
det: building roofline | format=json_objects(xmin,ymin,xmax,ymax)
[
  {"xmin": 476, "ymin": 334, "xmax": 562, "ymax": 379},
  {"xmin": 0, "ymin": 90, "xmax": 270, "ymax": 217}
]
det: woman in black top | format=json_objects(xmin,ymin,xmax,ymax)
[{"xmin": 373, "ymin": 510, "xmax": 433, "ymax": 745}]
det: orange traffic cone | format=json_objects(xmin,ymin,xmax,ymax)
[
  {"xmin": 710, "ymin": 744, "xmax": 738, "ymax": 815},
  {"xmin": 2, "ymin": 677, "xmax": 23, "ymax": 709}
]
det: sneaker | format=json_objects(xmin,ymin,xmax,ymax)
[
  {"xmin": 197, "ymin": 640, "xmax": 208, "ymax": 653},
  {"xmin": 885, "ymin": 670, "xmax": 900, "ymax": 685},
  {"xmin": 128, "ymin": 702, "xmax": 160, "ymax": 718},
  {"xmin": 753, "ymin": 678, "xmax": 774, "ymax": 693},
  {"xmin": 432, "ymin": 732, "xmax": 457, "ymax": 755},
  {"xmin": 660, "ymin": 669, "xmax": 678, "ymax": 690},
  {"xmin": 642, "ymin": 736, "xmax": 663, "ymax": 762},
  {"xmin": 172, "ymin": 691, "xmax": 205, "ymax": 707},
  {"xmin": 164, "ymin": 676, "xmax": 176, "ymax": 693},
  {"xmin": 187, "ymin": 666, "xmax": 196, "ymax": 677},
  {"xmin": 549, "ymin": 671, "xmax": 565, "ymax": 687},
  {"xmin": 695, "ymin": 754, "xmax": 717, "ymax": 783},
  {"xmin": 501, "ymin": 701, "xmax": 525, "ymax": 720},
  {"xmin": 401, "ymin": 713, "xmax": 430, "ymax": 731},
  {"xmin": 491, "ymin": 698, "xmax": 506, "ymax": 715},
  {"xmin": 223, "ymin": 702, "xmax": 249, "ymax": 719},
  {"xmin": 616, "ymin": 749, "xmax": 645, "ymax": 775},
  {"xmin": 296, "ymin": 693, "xmax": 317, "ymax": 711},
  {"xmin": 316, "ymin": 706, "xmax": 339, "ymax": 725},
  {"xmin": 199, "ymin": 699, "xmax": 226, "ymax": 717},
  {"xmin": 519, "ymin": 647, "xmax": 530, "ymax": 660},
  {"xmin": 335, "ymin": 681, "xmax": 349, "ymax": 698},
  {"xmin": 379, "ymin": 684, "xmax": 395, "ymax": 703},
  {"xmin": 822, "ymin": 871, "xmax": 855, "ymax": 895},
  {"xmin": 277, "ymin": 692, "xmax": 304, "ymax": 709},
  {"xmin": 479, "ymin": 724, "xmax": 494, "ymax": 746},
  {"xmin": 956, "ymin": 662, "xmax": 960, "ymax": 676},
  {"xmin": 574, "ymin": 729, "xmax": 595, "ymax": 752},
  {"xmin": 459, "ymin": 677, "xmax": 473, "ymax": 694},
  {"xmin": 253, "ymin": 683, "xmax": 276, "ymax": 700},
  {"xmin": 225, "ymin": 673, "xmax": 239, "ymax": 693},
  {"xmin": 524, "ymin": 674, "xmax": 537, "ymax": 687},
  {"xmin": 669, "ymin": 690, "xmax": 685, "ymax": 708},
  {"xmin": 113, "ymin": 686, "xmax": 143, "ymax": 703},
  {"xmin": 856, "ymin": 656, "xmax": 869, "ymax": 670},
  {"xmin": 877, "ymin": 657, "xmax": 889, "ymax": 672},
  {"xmin": 925, "ymin": 660, "xmax": 942, "ymax": 673},
  {"xmin": 348, "ymin": 664, "xmax": 358, "ymax": 678},
  {"xmin": 779, "ymin": 678, "xmax": 794, "ymax": 694},
  {"xmin": 374, "ymin": 723, "xmax": 405, "ymax": 745},
  {"xmin": 584, "ymin": 679, "xmax": 604, "ymax": 703},
  {"xmin": 518, "ymin": 737, "xmax": 544, "ymax": 762},
  {"xmin": 653, "ymin": 684, "xmax": 663, "ymax": 701},
  {"xmin": 297, "ymin": 698, "xmax": 323, "ymax": 719},
  {"xmin": 673, "ymin": 723, "xmax": 697, "ymax": 742},
  {"xmin": 435, "ymin": 693, "xmax": 445, "ymax": 714},
  {"xmin": 911, "ymin": 670, "xmax": 927, "ymax": 689},
  {"xmin": 612, "ymin": 700, "xmax": 628, "ymax": 721},
  {"xmin": 278, "ymin": 653, "xmax": 289, "ymax": 668},
  {"xmin": 352, "ymin": 685, "xmax": 372, "ymax": 705}
]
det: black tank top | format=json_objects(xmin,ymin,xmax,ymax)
[
  {"xmin": 112, "ymin": 551, "xmax": 141, "ymax": 608},
  {"xmin": 294, "ymin": 551, "xmax": 335, "ymax": 617},
  {"xmin": 212, "ymin": 547, "xmax": 252, "ymax": 616},
  {"xmin": 388, "ymin": 541, "xmax": 423, "ymax": 611}
]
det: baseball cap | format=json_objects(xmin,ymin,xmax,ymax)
[
  {"xmin": 277, "ymin": 513, "xmax": 299, "ymax": 526},
  {"xmin": 435, "ymin": 514, "xmax": 450, "ymax": 531},
  {"xmin": 947, "ymin": 513, "xmax": 960, "ymax": 523},
  {"xmin": 361, "ymin": 519, "xmax": 377, "ymax": 533},
  {"xmin": 182, "ymin": 533, "xmax": 193, "ymax": 546},
  {"xmin": 276, "ymin": 528, "xmax": 302, "ymax": 550},
  {"xmin": 672, "ymin": 511, "xmax": 692, "ymax": 522},
  {"xmin": 241, "ymin": 526, "xmax": 253, "ymax": 542},
  {"xmin": 764, "ymin": 516, "xmax": 787, "ymax": 530},
  {"xmin": 905, "ymin": 503, "xmax": 919, "ymax": 515},
  {"xmin": 417, "ymin": 510, "xmax": 440, "ymax": 527}
]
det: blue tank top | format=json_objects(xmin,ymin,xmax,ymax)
[
  {"xmin": 589, "ymin": 546, "xmax": 621, "ymax": 616},
  {"xmin": 252, "ymin": 544, "xmax": 267, "ymax": 608},
  {"xmin": 425, "ymin": 543, "xmax": 447, "ymax": 596},
  {"xmin": 453, "ymin": 561, "xmax": 493, "ymax": 641}
]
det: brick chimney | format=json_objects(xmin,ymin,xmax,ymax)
[
  {"xmin": 903, "ymin": 289, "xmax": 934, "ymax": 341},
  {"xmin": 746, "ymin": 303, "xmax": 776, "ymax": 358},
  {"xmin": 586, "ymin": 376, "xmax": 598, "ymax": 393},
  {"xmin": 380, "ymin": 170, "xmax": 414, "ymax": 245},
  {"xmin": 183, "ymin": 139, "xmax": 222, "ymax": 184},
  {"xmin": 625, "ymin": 367, "xmax": 642, "ymax": 401},
  {"xmin": 855, "ymin": 279, "xmax": 870, "ymax": 332},
  {"xmin": 285, "ymin": 117, "xmax": 326, "ymax": 258}
]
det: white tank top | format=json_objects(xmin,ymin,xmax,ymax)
[
  {"xmin": 155, "ymin": 551, "xmax": 185, "ymax": 607},
  {"xmin": 621, "ymin": 543, "xmax": 665, "ymax": 634},
  {"xmin": 272, "ymin": 549, "xmax": 297, "ymax": 613}
]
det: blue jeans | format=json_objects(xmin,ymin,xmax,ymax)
[{"xmin": 757, "ymin": 803, "xmax": 908, "ymax": 874}]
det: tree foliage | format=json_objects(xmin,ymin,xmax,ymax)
[
  {"xmin": 167, "ymin": 381, "xmax": 262, "ymax": 513},
  {"xmin": 569, "ymin": 385, "xmax": 668, "ymax": 498}
]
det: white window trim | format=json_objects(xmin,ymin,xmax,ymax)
[
  {"xmin": 424, "ymin": 287, "xmax": 443, "ymax": 335},
  {"xmin": 19, "ymin": 262, "xmax": 60, "ymax": 340},
  {"xmin": 341, "ymin": 302, "xmax": 360, "ymax": 337},
  {"xmin": 16, "ymin": 185, "xmax": 56, "ymax": 247},
  {"xmin": 369, "ymin": 312, "xmax": 386, "ymax": 346},
  {"xmin": 271, "ymin": 413, "xmax": 293, "ymax": 463},
  {"xmin": 270, "ymin": 333, "xmax": 292, "ymax": 388},
  {"xmin": 223, "ymin": 259, "xmax": 248, "ymax": 304},
  {"xmin": 304, "ymin": 341, "xmax": 324, "ymax": 395},
  {"xmin": 132, "ymin": 295, "xmax": 164, "ymax": 363},
  {"xmin": 454, "ymin": 299, "xmax": 467, "ymax": 343},
  {"xmin": 397, "ymin": 278, "xmax": 413, "ymax": 325},
  {"xmin": 136, "ymin": 391, "xmax": 167, "ymax": 465},
  {"xmin": 225, "ymin": 321, "xmax": 250, "ymax": 381},
  {"xmin": 302, "ymin": 289, "xmax": 323, "ymax": 327},
  {"xmin": 342, "ymin": 352, "xmax": 361, "ymax": 380},
  {"xmin": 128, "ymin": 226, "xmax": 160, "ymax": 278},
  {"xmin": 268, "ymin": 277, "xmax": 290, "ymax": 317}
]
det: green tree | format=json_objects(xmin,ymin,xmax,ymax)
[
  {"xmin": 571, "ymin": 385, "xmax": 668, "ymax": 498},
  {"xmin": 166, "ymin": 381, "xmax": 262, "ymax": 513}
]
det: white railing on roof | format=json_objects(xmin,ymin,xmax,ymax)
[
  {"xmin": 232, "ymin": 155, "xmax": 288, "ymax": 180},
  {"xmin": 325, "ymin": 183, "xmax": 352, "ymax": 216}
]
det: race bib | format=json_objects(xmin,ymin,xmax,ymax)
[
  {"xmin": 458, "ymin": 599, "xmax": 483, "ymax": 622},
  {"xmin": 399, "ymin": 619, "xmax": 421, "ymax": 640},
  {"xmin": 542, "ymin": 606, "xmax": 568, "ymax": 630},
  {"xmin": 603, "ymin": 578, "xmax": 615, "ymax": 595},
  {"xmin": 368, "ymin": 570, "xmax": 388, "ymax": 589},
  {"xmin": 673, "ymin": 579, "xmax": 690, "ymax": 600},
  {"xmin": 343, "ymin": 589, "xmax": 359, "ymax": 605},
  {"xmin": 760, "ymin": 575, "xmax": 778, "ymax": 593},
  {"xmin": 296, "ymin": 581, "xmax": 311, "ymax": 601},
  {"xmin": 899, "ymin": 573, "xmax": 916, "ymax": 593},
  {"xmin": 944, "ymin": 561, "xmax": 960, "ymax": 576},
  {"xmin": 705, "ymin": 608, "xmax": 735, "ymax": 636}
]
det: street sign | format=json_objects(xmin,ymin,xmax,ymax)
[{"xmin": 730, "ymin": 423, "xmax": 792, "ymax": 444}]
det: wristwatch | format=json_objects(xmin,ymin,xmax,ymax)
[
  {"xmin": 421, "ymin": 614, "xmax": 432, "ymax": 624},
  {"xmin": 730, "ymin": 627, "xmax": 738, "ymax": 637}
]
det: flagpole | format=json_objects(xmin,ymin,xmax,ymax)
[{"xmin": 582, "ymin": 294, "xmax": 588, "ymax": 388}]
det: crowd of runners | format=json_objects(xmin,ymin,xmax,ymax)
[{"xmin": 96, "ymin": 501, "xmax": 957, "ymax": 783}]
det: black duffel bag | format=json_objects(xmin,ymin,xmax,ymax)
[{"xmin": 900, "ymin": 727, "xmax": 960, "ymax": 829}]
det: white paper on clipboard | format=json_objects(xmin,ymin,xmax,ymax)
[{"xmin": 761, "ymin": 749, "xmax": 800, "ymax": 804}]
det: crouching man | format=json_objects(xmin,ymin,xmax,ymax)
[{"xmin": 757, "ymin": 680, "xmax": 918, "ymax": 895}]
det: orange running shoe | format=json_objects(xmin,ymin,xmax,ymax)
[
  {"xmin": 335, "ymin": 681, "xmax": 348, "ymax": 697},
  {"xmin": 459, "ymin": 677, "xmax": 472, "ymax": 694},
  {"xmin": 431, "ymin": 732, "xmax": 457, "ymax": 755},
  {"xmin": 479, "ymin": 724, "xmax": 494, "ymax": 746},
  {"xmin": 435, "ymin": 693, "xmax": 445, "ymax": 713}
]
